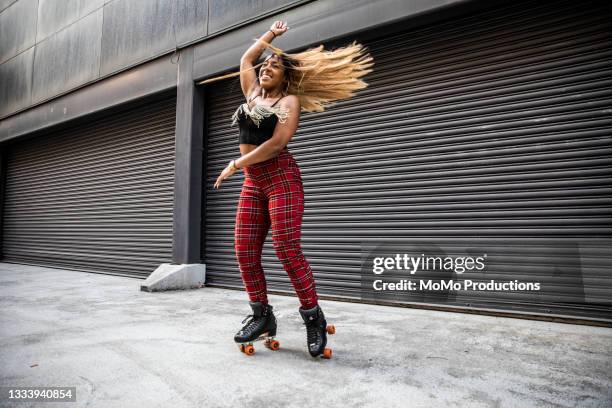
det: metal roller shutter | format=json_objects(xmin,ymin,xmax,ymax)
[
  {"xmin": 202, "ymin": 0, "xmax": 612, "ymax": 320},
  {"xmin": 2, "ymin": 96, "xmax": 176, "ymax": 277}
]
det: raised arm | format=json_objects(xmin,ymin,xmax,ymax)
[{"xmin": 239, "ymin": 21, "xmax": 289, "ymax": 101}]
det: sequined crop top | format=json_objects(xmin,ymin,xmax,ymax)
[{"xmin": 231, "ymin": 95, "xmax": 290, "ymax": 145}]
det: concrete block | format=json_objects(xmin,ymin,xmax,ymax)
[{"xmin": 140, "ymin": 263, "xmax": 206, "ymax": 292}]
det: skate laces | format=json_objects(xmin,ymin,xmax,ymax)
[
  {"xmin": 240, "ymin": 306, "xmax": 271, "ymax": 335},
  {"xmin": 241, "ymin": 314, "xmax": 255, "ymax": 324},
  {"xmin": 240, "ymin": 314, "xmax": 261, "ymax": 334}
]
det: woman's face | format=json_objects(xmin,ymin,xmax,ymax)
[{"xmin": 259, "ymin": 54, "xmax": 286, "ymax": 91}]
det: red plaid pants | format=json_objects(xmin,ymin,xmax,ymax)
[{"xmin": 234, "ymin": 148, "xmax": 319, "ymax": 309}]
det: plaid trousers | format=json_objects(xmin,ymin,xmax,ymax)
[{"xmin": 234, "ymin": 148, "xmax": 319, "ymax": 309}]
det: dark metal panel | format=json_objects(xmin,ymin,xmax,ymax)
[
  {"xmin": 193, "ymin": 0, "xmax": 464, "ymax": 82},
  {"xmin": 261, "ymin": 0, "xmax": 296, "ymax": 8},
  {"xmin": 0, "ymin": 47, "xmax": 34, "ymax": 117},
  {"xmin": 176, "ymin": 0, "xmax": 209, "ymax": 45},
  {"xmin": 208, "ymin": 0, "xmax": 299, "ymax": 34},
  {"xmin": 173, "ymin": 48, "xmax": 204, "ymax": 264},
  {"xmin": 100, "ymin": 0, "xmax": 177, "ymax": 77},
  {"xmin": 1, "ymin": 0, "xmax": 202, "ymax": 121},
  {"xmin": 78, "ymin": 0, "xmax": 105, "ymax": 17},
  {"xmin": 0, "ymin": 0, "xmax": 17, "ymax": 13},
  {"xmin": 2, "ymin": 96, "xmax": 177, "ymax": 277},
  {"xmin": 31, "ymin": 8, "xmax": 103, "ymax": 105},
  {"xmin": 0, "ymin": 0, "xmax": 37, "ymax": 64},
  {"xmin": 202, "ymin": 0, "xmax": 612, "ymax": 320},
  {"xmin": 35, "ymin": 0, "xmax": 80, "ymax": 43},
  {"xmin": 34, "ymin": 0, "xmax": 105, "ymax": 43},
  {"xmin": 0, "ymin": 58, "xmax": 177, "ymax": 143}
]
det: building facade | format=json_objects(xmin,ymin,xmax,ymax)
[{"xmin": 1, "ymin": 0, "xmax": 611, "ymax": 323}]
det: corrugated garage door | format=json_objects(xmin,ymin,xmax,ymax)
[
  {"xmin": 202, "ymin": 0, "xmax": 612, "ymax": 320},
  {"xmin": 1, "ymin": 95, "xmax": 176, "ymax": 277}
]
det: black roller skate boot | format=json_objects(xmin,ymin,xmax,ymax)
[
  {"xmin": 234, "ymin": 301, "xmax": 279, "ymax": 356},
  {"xmin": 299, "ymin": 304, "xmax": 336, "ymax": 359}
]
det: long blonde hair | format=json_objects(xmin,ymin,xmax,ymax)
[{"xmin": 198, "ymin": 38, "xmax": 374, "ymax": 112}]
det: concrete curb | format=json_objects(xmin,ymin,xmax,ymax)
[{"xmin": 140, "ymin": 263, "xmax": 206, "ymax": 292}]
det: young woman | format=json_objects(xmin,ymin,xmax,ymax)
[{"xmin": 211, "ymin": 20, "xmax": 373, "ymax": 358}]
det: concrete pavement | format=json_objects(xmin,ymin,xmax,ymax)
[{"xmin": 1, "ymin": 262, "xmax": 611, "ymax": 408}]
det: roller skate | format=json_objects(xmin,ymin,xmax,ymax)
[
  {"xmin": 234, "ymin": 301, "xmax": 279, "ymax": 356},
  {"xmin": 299, "ymin": 304, "xmax": 336, "ymax": 359}
]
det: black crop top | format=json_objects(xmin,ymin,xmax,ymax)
[{"xmin": 231, "ymin": 95, "xmax": 290, "ymax": 145}]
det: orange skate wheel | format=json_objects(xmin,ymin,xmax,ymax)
[
  {"xmin": 269, "ymin": 340, "xmax": 280, "ymax": 351},
  {"xmin": 326, "ymin": 325, "xmax": 336, "ymax": 335},
  {"xmin": 239, "ymin": 344, "xmax": 246, "ymax": 353},
  {"xmin": 323, "ymin": 348, "xmax": 333, "ymax": 359},
  {"xmin": 244, "ymin": 345, "xmax": 255, "ymax": 356}
]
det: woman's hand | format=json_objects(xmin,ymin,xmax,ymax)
[
  {"xmin": 270, "ymin": 20, "xmax": 289, "ymax": 37},
  {"xmin": 214, "ymin": 161, "xmax": 238, "ymax": 189}
]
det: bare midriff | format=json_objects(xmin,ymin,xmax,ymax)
[
  {"xmin": 239, "ymin": 143, "xmax": 288, "ymax": 156},
  {"xmin": 239, "ymin": 144, "xmax": 259, "ymax": 155}
]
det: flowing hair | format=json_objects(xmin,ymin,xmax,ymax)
[{"xmin": 198, "ymin": 38, "xmax": 375, "ymax": 112}]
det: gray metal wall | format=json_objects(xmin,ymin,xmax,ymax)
[
  {"xmin": 202, "ymin": 0, "xmax": 612, "ymax": 320},
  {"xmin": 0, "ymin": 0, "xmax": 468, "ymax": 278},
  {"xmin": 0, "ymin": 0, "xmax": 305, "ymax": 119},
  {"xmin": 0, "ymin": 0, "xmax": 465, "ymax": 142}
]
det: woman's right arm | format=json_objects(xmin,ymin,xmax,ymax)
[{"xmin": 239, "ymin": 21, "xmax": 289, "ymax": 100}]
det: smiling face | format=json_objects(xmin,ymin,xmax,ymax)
[{"xmin": 259, "ymin": 54, "xmax": 286, "ymax": 92}]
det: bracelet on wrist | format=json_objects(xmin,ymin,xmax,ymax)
[{"xmin": 268, "ymin": 30, "xmax": 277, "ymax": 38}]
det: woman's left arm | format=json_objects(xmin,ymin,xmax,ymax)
[
  {"xmin": 235, "ymin": 95, "xmax": 301, "ymax": 168},
  {"xmin": 214, "ymin": 96, "xmax": 300, "ymax": 189}
]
